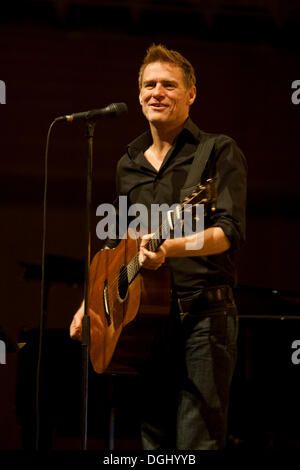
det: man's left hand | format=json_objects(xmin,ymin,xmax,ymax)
[{"xmin": 139, "ymin": 233, "xmax": 166, "ymax": 270}]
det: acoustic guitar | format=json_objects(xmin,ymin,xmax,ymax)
[{"xmin": 88, "ymin": 179, "xmax": 216, "ymax": 374}]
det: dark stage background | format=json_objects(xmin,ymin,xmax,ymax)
[{"xmin": 0, "ymin": 0, "xmax": 300, "ymax": 451}]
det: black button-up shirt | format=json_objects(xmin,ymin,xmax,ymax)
[{"xmin": 106, "ymin": 118, "xmax": 247, "ymax": 297}]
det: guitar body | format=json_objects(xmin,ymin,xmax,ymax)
[{"xmin": 88, "ymin": 235, "xmax": 171, "ymax": 374}]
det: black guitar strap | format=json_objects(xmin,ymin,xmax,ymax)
[
  {"xmin": 180, "ymin": 135, "xmax": 216, "ymax": 202},
  {"xmin": 184, "ymin": 136, "xmax": 215, "ymax": 188}
]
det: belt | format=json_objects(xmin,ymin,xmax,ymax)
[{"xmin": 175, "ymin": 285, "xmax": 234, "ymax": 314}]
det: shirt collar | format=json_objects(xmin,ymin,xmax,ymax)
[{"xmin": 127, "ymin": 117, "xmax": 201, "ymax": 160}]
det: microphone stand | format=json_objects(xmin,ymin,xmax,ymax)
[{"xmin": 81, "ymin": 118, "xmax": 95, "ymax": 450}]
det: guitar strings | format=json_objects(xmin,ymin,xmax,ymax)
[{"xmin": 106, "ymin": 216, "xmax": 170, "ymax": 296}]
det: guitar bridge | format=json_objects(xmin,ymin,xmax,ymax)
[{"xmin": 103, "ymin": 280, "xmax": 111, "ymax": 326}]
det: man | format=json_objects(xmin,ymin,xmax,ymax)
[{"xmin": 70, "ymin": 44, "xmax": 247, "ymax": 450}]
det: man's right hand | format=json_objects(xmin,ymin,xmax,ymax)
[
  {"xmin": 70, "ymin": 246, "xmax": 110, "ymax": 340},
  {"xmin": 70, "ymin": 300, "xmax": 85, "ymax": 341}
]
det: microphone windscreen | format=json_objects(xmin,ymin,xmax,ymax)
[{"xmin": 111, "ymin": 102, "xmax": 128, "ymax": 117}]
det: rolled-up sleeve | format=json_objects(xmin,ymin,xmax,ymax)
[{"xmin": 209, "ymin": 135, "xmax": 247, "ymax": 251}]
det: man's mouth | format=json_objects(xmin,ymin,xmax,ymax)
[{"xmin": 150, "ymin": 103, "xmax": 168, "ymax": 109}]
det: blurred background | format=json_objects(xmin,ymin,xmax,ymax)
[{"xmin": 0, "ymin": 0, "xmax": 300, "ymax": 451}]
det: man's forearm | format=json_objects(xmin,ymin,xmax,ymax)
[{"xmin": 163, "ymin": 227, "xmax": 230, "ymax": 258}]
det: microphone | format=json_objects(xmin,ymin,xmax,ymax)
[{"xmin": 55, "ymin": 102, "xmax": 128, "ymax": 122}]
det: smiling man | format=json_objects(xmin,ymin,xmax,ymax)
[
  {"xmin": 70, "ymin": 44, "xmax": 247, "ymax": 450},
  {"xmin": 139, "ymin": 60, "xmax": 195, "ymax": 129}
]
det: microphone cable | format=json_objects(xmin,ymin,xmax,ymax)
[{"xmin": 35, "ymin": 118, "xmax": 59, "ymax": 451}]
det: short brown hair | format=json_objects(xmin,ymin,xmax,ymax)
[{"xmin": 138, "ymin": 43, "xmax": 196, "ymax": 90}]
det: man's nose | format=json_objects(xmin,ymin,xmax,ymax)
[{"xmin": 152, "ymin": 83, "xmax": 164, "ymax": 97}]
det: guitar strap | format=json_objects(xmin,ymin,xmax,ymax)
[
  {"xmin": 180, "ymin": 135, "xmax": 216, "ymax": 202},
  {"xmin": 184, "ymin": 136, "xmax": 215, "ymax": 189}
]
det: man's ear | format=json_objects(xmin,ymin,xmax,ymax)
[
  {"xmin": 188, "ymin": 86, "xmax": 196, "ymax": 106},
  {"xmin": 139, "ymin": 92, "xmax": 143, "ymax": 105}
]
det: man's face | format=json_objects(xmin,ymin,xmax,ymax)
[{"xmin": 139, "ymin": 61, "xmax": 196, "ymax": 130}]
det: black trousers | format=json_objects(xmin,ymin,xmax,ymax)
[{"xmin": 139, "ymin": 292, "xmax": 238, "ymax": 450}]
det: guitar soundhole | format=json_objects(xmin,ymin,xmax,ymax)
[{"xmin": 118, "ymin": 265, "xmax": 129, "ymax": 301}]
